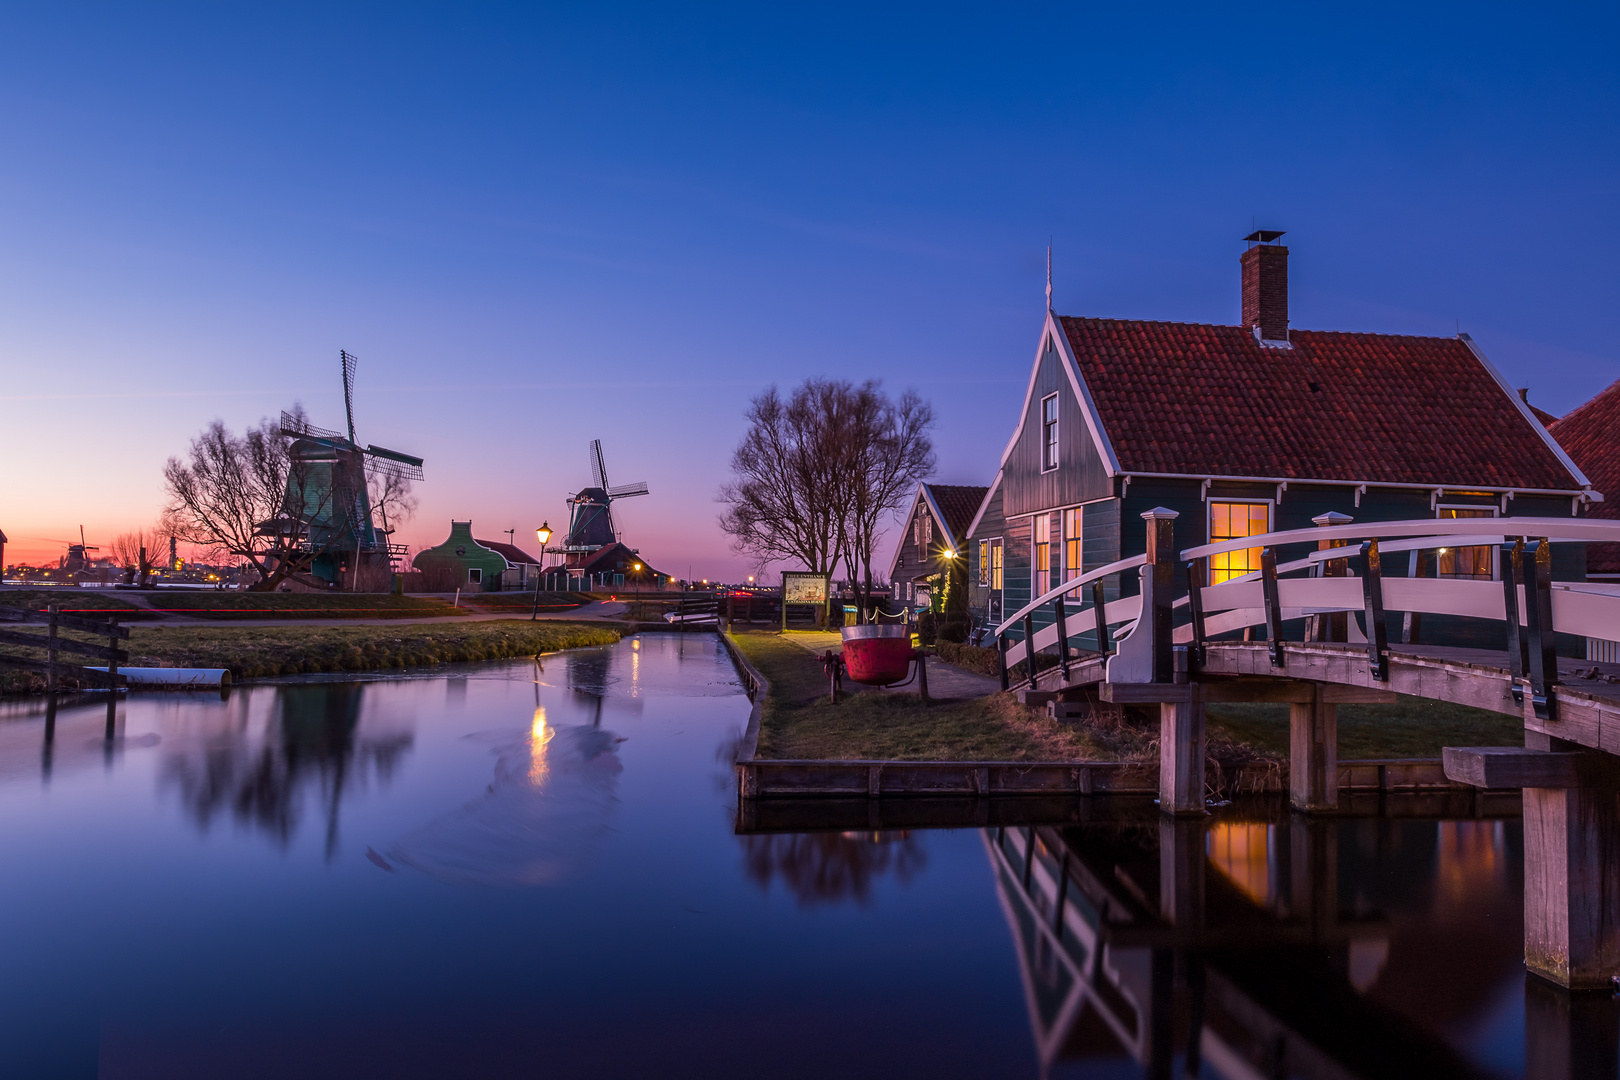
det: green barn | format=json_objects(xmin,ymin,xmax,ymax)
[{"xmin": 412, "ymin": 521, "xmax": 536, "ymax": 591}]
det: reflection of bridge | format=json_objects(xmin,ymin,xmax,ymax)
[
  {"xmin": 984, "ymin": 806, "xmax": 1610, "ymax": 1080},
  {"xmin": 987, "ymin": 512, "xmax": 1620, "ymax": 988}
]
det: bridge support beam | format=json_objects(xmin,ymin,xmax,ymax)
[
  {"xmin": 1289, "ymin": 685, "xmax": 1338, "ymax": 813},
  {"xmin": 1159, "ymin": 691, "xmax": 1206, "ymax": 815},
  {"xmin": 1523, "ymin": 772, "xmax": 1620, "ymax": 990}
]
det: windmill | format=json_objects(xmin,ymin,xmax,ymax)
[
  {"xmin": 561, "ymin": 439, "xmax": 649, "ymax": 560},
  {"xmin": 270, "ymin": 351, "xmax": 425, "ymax": 586}
]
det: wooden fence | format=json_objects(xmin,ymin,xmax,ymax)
[{"xmin": 0, "ymin": 603, "xmax": 128, "ymax": 690}]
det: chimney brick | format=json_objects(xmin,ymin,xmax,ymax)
[{"xmin": 1241, "ymin": 243, "xmax": 1288, "ymax": 342}]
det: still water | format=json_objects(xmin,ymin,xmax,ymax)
[{"xmin": 0, "ymin": 633, "xmax": 1592, "ymax": 1078}]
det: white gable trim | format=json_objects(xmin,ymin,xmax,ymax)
[
  {"xmin": 919, "ymin": 485, "xmax": 961, "ymax": 553},
  {"xmin": 965, "ymin": 469, "xmax": 1004, "ymax": 539},
  {"xmin": 885, "ymin": 484, "xmax": 930, "ymax": 582},
  {"xmin": 995, "ymin": 310, "xmax": 1120, "ymax": 478},
  {"xmin": 1459, "ymin": 333, "xmax": 1594, "ymax": 492}
]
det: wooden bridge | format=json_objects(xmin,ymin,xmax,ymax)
[{"xmin": 987, "ymin": 510, "xmax": 1620, "ymax": 989}]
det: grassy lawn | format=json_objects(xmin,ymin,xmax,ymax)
[
  {"xmin": 730, "ymin": 630, "xmax": 1104, "ymax": 761},
  {"xmin": 463, "ymin": 591, "xmax": 587, "ymax": 614},
  {"xmin": 0, "ymin": 590, "xmax": 144, "ymax": 614},
  {"xmin": 136, "ymin": 591, "xmax": 461, "ymax": 618},
  {"xmin": 0, "ymin": 619, "xmax": 624, "ymax": 692},
  {"xmin": 1206, "ymin": 697, "xmax": 1525, "ymax": 759}
]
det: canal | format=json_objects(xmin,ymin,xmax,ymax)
[{"xmin": 0, "ymin": 633, "xmax": 1601, "ymax": 1078}]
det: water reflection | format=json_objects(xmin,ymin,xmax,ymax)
[
  {"xmin": 982, "ymin": 801, "xmax": 1614, "ymax": 1079},
  {"xmin": 740, "ymin": 830, "xmax": 927, "ymax": 906},
  {"xmin": 162, "ymin": 684, "xmax": 413, "ymax": 856}
]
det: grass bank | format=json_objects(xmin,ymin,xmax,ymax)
[
  {"xmin": 730, "ymin": 630, "xmax": 1100, "ymax": 761},
  {"xmin": 0, "ymin": 590, "xmax": 144, "ymax": 614},
  {"xmin": 135, "ymin": 592, "xmax": 461, "ymax": 619},
  {"xmin": 463, "ymin": 591, "xmax": 587, "ymax": 614},
  {"xmin": 0, "ymin": 620, "xmax": 624, "ymax": 692},
  {"xmin": 1207, "ymin": 697, "xmax": 1523, "ymax": 758}
]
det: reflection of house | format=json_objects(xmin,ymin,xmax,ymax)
[
  {"xmin": 965, "ymin": 232, "xmax": 1596, "ymax": 641},
  {"xmin": 887, "ymin": 483, "xmax": 987, "ymax": 609},
  {"xmin": 412, "ymin": 521, "xmax": 542, "ymax": 591}
]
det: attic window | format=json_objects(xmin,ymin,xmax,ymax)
[{"xmin": 1041, "ymin": 394, "xmax": 1059, "ymax": 471}]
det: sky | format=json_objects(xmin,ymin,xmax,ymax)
[{"xmin": 2, "ymin": 3, "xmax": 1617, "ymax": 580}]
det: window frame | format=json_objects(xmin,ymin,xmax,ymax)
[
  {"xmin": 1206, "ymin": 499, "xmax": 1274, "ymax": 586},
  {"xmin": 468, "ymin": 567, "xmax": 483, "ymax": 584},
  {"xmin": 977, "ymin": 540, "xmax": 990, "ymax": 587},
  {"xmin": 1062, "ymin": 507, "xmax": 1083, "ymax": 582},
  {"xmin": 987, "ymin": 538, "xmax": 1004, "ymax": 592},
  {"xmin": 1435, "ymin": 504, "xmax": 1499, "ymax": 581},
  {"xmin": 1040, "ymin": 393, "xmax": 1059, "ymax": 472},
  {"xmin": 1032, "ymin": 514, "xmax": 1052, "ymax": 596}
]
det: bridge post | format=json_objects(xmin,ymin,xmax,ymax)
[
  {"xmin": 1307, "ymin": 512, "xmax": 1352, "ymax": 643},
  {"xmin": 1159, "ymin": 689, "xmax": 1206, "ymax": 816},
  {"xmin": 1142, "ymin": 508, "xmax": 1177, "ymax": 685},
  {"xmin": 1289, "ymin": 684, "xmax": 1339, "ymax": 813},
  {"xmin": 1091, "ymin": 581, "xmax": 1110, "ymax": 654},
  {"xmin": 1522, "ymin": 760, "xmax": 1620, "ymax": 990}
]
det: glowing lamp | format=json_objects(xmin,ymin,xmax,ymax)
[{"xmin": 536, "ymin": 522, "xmax": 553, "ymax": 546}]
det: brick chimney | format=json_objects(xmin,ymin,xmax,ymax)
[{"xmin": 1241, "ymin": 231, "xmax": 1288, "ymax": 343}]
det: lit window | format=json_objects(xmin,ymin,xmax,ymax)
[
  {"xmin": 1437, "ymin": 507, "xmax": 1495, "ymax": 580},
  {"xmin": 1034, "ymin": 515, "xmax": 1052, "ymax": 594},
  {"xmin": 990, "ymin": 540, "xmax": 1004, "ymax": 591},
  {"xmin": 978, "ymin": 540, "xmax": 989, "ymax": 587},
  {"xmin": 1209, "ymin": 502, "xmax": 1269, "ymax": 584},
  {"xmin": 1041, "ymin": 394, "xmax": 1059, "ymax": 471},
  {"xmin": 1063, "ymin": 509, "xmax": 1082, "ymax": 582}
]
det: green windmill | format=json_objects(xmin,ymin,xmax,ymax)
[{"xmin": 270, "ymin": 351, "xmax": 424, "ymax": 587}]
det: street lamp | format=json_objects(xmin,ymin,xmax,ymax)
[{"xmin": 531, "ymin": 522, "xmax": 554, "ymax": 621}]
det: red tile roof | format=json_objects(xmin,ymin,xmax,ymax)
[
  {"xmin": 925, "ymin": 484, "xmax": 988, "ymax": 547},
  {"xmin": 475, "ymin": 539, "xmax": 541, "ymax": 566},
  {"xmin": 1058, "ymin": 317, "xmax": 1583, "ymax": 491},
  {"xmin": 1549, "ymin": 377, "xmax": 1620, "ymax": 573}
]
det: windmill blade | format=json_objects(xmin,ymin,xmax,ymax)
[
  {"xmin": 364, "ymin": 444, "xmax": 425, "ymax": 482},
  {"xmin": 340, "ymin": 350, "xmax": 359, "ymax": 444},
  {"xmin": 590, "ymin": 440, "xmax": 608, "ymax": 491},
  {"xmin": 607, "ymin": 481, "xmax": 649, "ymax": 498}
]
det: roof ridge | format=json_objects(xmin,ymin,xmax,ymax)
[
  {"xmin": 1057, "ymin": 313, "xmax": 1472, "ymax": 346},
  {"xmin": 1550, "ymin": 375, "xmax": 1620, "ymax": 432}
]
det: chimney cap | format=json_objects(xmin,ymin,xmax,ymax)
[{"xmin": 1243, "ymin": 229, "xmax": 1286, "ymax": 244}]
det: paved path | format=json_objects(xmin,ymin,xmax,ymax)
[{"xmin": 776, "ymin": 630, "xmax": 1001, "ymax": 702}]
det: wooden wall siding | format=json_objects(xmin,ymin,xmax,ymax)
[
  {"xmin": 1003, "ymin": 343, "xmax": 1112, "ymax": 519},
  {"xmin": 892, "ymin": 503, "xmax": 943, "ymax": 586},
  {"xmin": 1001, "ymin": 514, "xmax": 1034, "ymax": 615},
  {"xmin": 967, "ymin": 481, "xmax": 1006, "ymax": 622}
]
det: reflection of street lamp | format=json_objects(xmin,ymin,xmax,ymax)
[{"xmin": 531, "ymin": 522, "xmax": 554, "ymax": 621}]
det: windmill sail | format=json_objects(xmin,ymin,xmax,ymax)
[{"xmin": 341, "ymin": 350, "xmax": 359, "ymax": 443}]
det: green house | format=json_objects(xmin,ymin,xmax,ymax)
[{"xmin": 413, "ymin": 521, "xmax": 515, "ymax": 591}]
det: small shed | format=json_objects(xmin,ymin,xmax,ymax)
[{"xmin": 412, "ymin": 521, "xmax": 534, "ymax": 592}]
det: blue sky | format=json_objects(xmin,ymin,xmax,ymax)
[{"xmin": 2, "ymin": 3, "xmax": 1616, "ymax": 577}]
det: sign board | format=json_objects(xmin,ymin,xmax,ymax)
[{"xmin": 780, "ymin": 571, "xmax": 832, "ymax": 631}]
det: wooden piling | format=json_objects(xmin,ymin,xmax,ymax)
[{"xmin": 1289, "ymin": 684, "xmax": 1339, "ymax": 813}]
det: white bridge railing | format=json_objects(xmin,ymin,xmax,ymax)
[{"xmin": 986, "ymin": 511, "xmax": 1620, "ymax": 722}]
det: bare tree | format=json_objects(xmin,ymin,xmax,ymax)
[
  {"xmin": 366, "ymin": 466, "xmax": 418, "ymax": 546},
  {"xmin": 718, "ymin": 381, "xmax": 852, "ymax": 575},
  {"xmin": 162, "ymin": 407, "xmax": 335, "ymax": 591},
  {"xmin": 718, "ymin": 378, "xmax": 934, "ymax": 620},
  {"xmin": 832, "ymin": 386, "xmax": 935, "ymax": 620},
  {"xmin": 109, "ymin": 524, "xmax": 170, "ymax": 587}
]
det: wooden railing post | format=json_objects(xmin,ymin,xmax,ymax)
[
  {"xmin": 1184, "ymin": 560, "xmax": 1206, "ymax": 672},
  {"xmin": 46, "ymin": 603, "xmax": 58, "ymax": 695},
  {"xmin": 1310, "ymin": 512, "xmax": 1352, "ymax": 643},
  {"xmin": 1142, "ymin": 508, "xmax": 1178, "ymax": 684},
  {"xmin": 1053, "ymin": 598, "xmax": 1070, "ymax": 680},
  {"xmin": 1023, "ymin": 613, "xmax": 1037, "ymax": 689},
  {"xmin": 1092, "ymin": 581, "xmax": 1111, "ymax": 654},
  {"xmin": 1501, "ymin": 539, "xmax": 1528, "ymax": 694},
  {"xmin": 1524, "ymin": 538, "xmax": 1559, "ymax": 721},
  {"xmin": 1402, "ymin": 549, "xmax": 1431, "ymax": 645},
  {"xmin": 1261, "ymin": 546, "xmax": 1285, "ymax": 669},
  {"xmin": 997, "ymin": 634, "xmax": 1010, "ymax": 691},
  {"xmin": 1358, "ymin": 540, "xmax": 1389, "ymax": 682}
]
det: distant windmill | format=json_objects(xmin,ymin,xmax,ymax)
[
  {"xmin": 562, "ymin": 439, "xmax": 649, "ymax": 556},
  {"xmin": 272, "ymin": 351, "xmax": 425, "ymax": 586}
]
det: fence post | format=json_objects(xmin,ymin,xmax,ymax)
[
  {"xmin": 997, "ymin": 634, "xmax": 1010, "ymax": 692},
  {"xmin": 46, "ymin": 602, "xmax": 58, "ymax": 695},
  {"xmin": 1261, "ymin": 546, "xmax": 1285, "ymax": 668},
  {"xmin": 1053, "ymin": 598, "xmax": 1070, "ymax": 680},
  {"xmin": 1185, "ymin": 560, "xmax": 1206, "ymax": 671},
  {"xmin": 1358, "ymin": 540, "xmax": 1389, "ymax": 682},
  {"xmin": 1524, "ymin": 538, "xmax": 1559, "ymax": 721}
]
